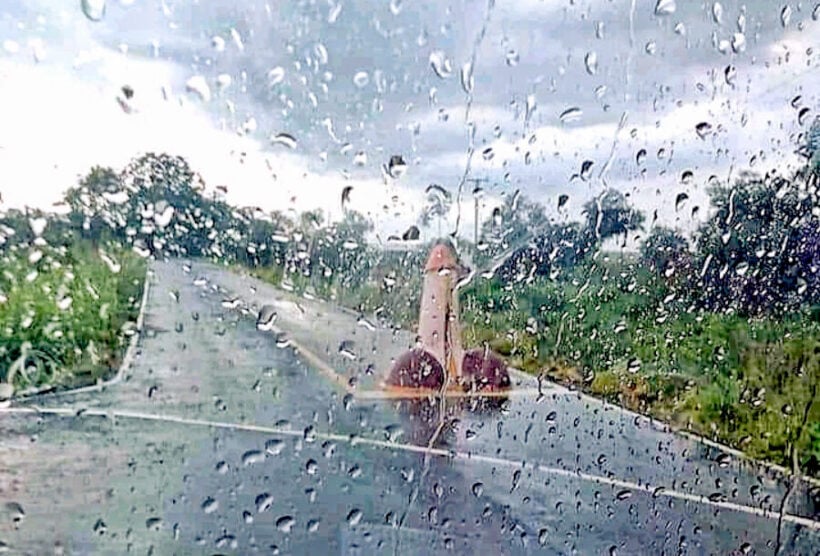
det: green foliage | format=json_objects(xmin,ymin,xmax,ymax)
[
  {"xmin": 0, "ymin": 241, "xmax": 145, "ymax": 391},
  {"xmin": 582, "ymin": 188, "xmax": 645, "ymax": 243}
]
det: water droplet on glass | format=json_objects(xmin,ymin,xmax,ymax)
[
  {"xmin": 338, "ymin": 340, "xmax": 357, "ymax": 360},
  {"xmin": 797, "ymin": 107, "xmax": 811, "ymax": 125},
  {"xmin": 654, "ymin": 0, "xmax": 676, "ymax": 16},
  {"xmin": 724, "ymin": 65, "xmax": 737, "ymax": 85},
  {"xmin": 305, "ymin": 459, "xmax": 318, "ymax": 475},
  {"xmin": 695, "ymin": 122, "xmax": 713, "ymax": 139},
  {"xmin": 242, "ymin": 450, "xmax": 264, "ymax": 466},
  {"xmin": 471, "ymin": 482, "xmax": 484, "ymax": 497},
  {"xmin": 538, "ymin": 528, "xmax": 549, "ymax": 546},
  {"xmin": 257, "ymin": 305, "xmax": 278, "ymax": 331},
  {"xmin": 386, "ymin": 154, "xmax": 407, "ymax": 178},
  {"xmin": 559, "ymin": 107, "xmax": 583, "ymax": 124},
  {"xmin": 212, "ymin": 36, "xmax": 225, "ymax": 52},
  {"xmin": 429, "ymin": 50, "xmax": 453, "ymax": 78},
  {"xmin": 580, "ymin": 160, "xmax": 594, "ymax": 181},
  {"xmin": 346, "ymin": 508, "xmax": 363, "ymax": 527},
  {"xmin": 353, "ymin": 71, "xmax": 369, "ymax": 88},
  {"xmin": 268, "ymin": 66, "xmax": 285, "ymax": 87},
  {"xmin": 780, "ymin": 4, "xmax": 792, "ymax": 27},
  {"xmin": 675, "ymin": 192, "xmax": 689, "ymax": 211},
  {"xmin": 731, "ymin": 33, "xmax": 746, "ymax": 53},
  {"xmin": 256, "ymin": 493, "xmax": 274, "ymax": 513},
  {"xmin": 271, "ymin": 133, "xmax": 297, "ymax": 149},
  {"xmin": 93, "ymin": 518, "xmax": 107, "ymax": 535},
  {"xmin": 389, "ymin": 0, "xmax": 402, "ymax": 15},
  {"xmin": 645, "ymin": 41, "xmax": 657, "ymax": 55},
  {"xmin": 460, "ymin": 61, "xmax": 474, "ymax": 94},
  {"xmin": 505, "ymin": 49, "xmax": 519, "ymax": 66},
  {"xmin": 185, "ymin": 76, "xmax": 211, "ymax": 102},
  {"xmin": 616, "ymin": 489, "xmax": 632, "ymax": 501},
  {"xmin": 145, "ymin": 517, "xmax": 162, "ymax": 531},
  {"xmin": 276, "ymin": 515, "xmax": 295, "ymax": 532},
  {"xmin": 558, "ymin": 194, "xmax": 569, "ymax": 210},
  {"xmin": 584, "ymin": 51, "xmax": 598, "ymax": 75},
  {"xmin": 81, "ymin": 0, "xmax": 106, "ymax": 21},
  {"xmin": 201, "ymin": 497, "xmax": 219, "ymax": 514},
  {"xmin": 5, "ymin": 502, "xmax": 24, "ymax": 523},
  {"xmin": 712, "ymin": 2, "xmax": 723, "ymax": 24}
]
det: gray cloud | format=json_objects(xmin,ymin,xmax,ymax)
[{"xmin": 0, "ymin": 0, "xmax": 817, "ymax": 239}]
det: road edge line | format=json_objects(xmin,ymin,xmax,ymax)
[
  {"xmin": 509, "ymin": 367, "xmax": 820, "ymax": 489},
  {"xmin": 3, "ymin": 404, "xmax": 819, "ymax": 532}
]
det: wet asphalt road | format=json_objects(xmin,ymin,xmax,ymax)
[{"xmin": 1, "ymin": 260, "xmax": 818, "ymax": 555}]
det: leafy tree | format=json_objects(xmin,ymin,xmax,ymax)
[
  {"xmin": 640, "ymin": 226, "xmax": 691, "ymax": 278},
  {"xmin": 696, "ymin": 171, "xmax": 820, "ymax": 315},
  {"xmin": 582, "ymin": 189, "xmax": 645, "ymax": 243},
  {"xmin": 495, "ymin": 222, "xmax": 588, "ymax": 284},
  {"xmin": 419, "ymin": 186, "xmax": 452, "ymax": 237},
  {"xmin": 477, "ymin": 193, "xmax": 548, "ymax": 266}
]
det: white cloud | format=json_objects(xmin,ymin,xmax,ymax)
[{"xmin": 0, "ymin": 49, "xmax": 431, "ymax": 239}]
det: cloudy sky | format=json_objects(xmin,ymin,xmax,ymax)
[{"xmin": 0, "ymin": 0, "xmax": 817, "ymax": 244}]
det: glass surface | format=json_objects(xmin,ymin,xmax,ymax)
[{"xmin": 0, "ymin": 1, "xmax": 818, "ymax": 554}]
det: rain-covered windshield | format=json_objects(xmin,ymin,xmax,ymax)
[{"xmin": 1, "ymin": 1, "xmax": 819, "ymax": 554}]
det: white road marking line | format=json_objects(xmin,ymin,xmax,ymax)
[{"xmin": 3, "ymin": 405, "xmax": 818, "ymax": 532}]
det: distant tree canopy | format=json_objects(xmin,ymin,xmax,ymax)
[
  {"xmin": 582, "ymin": 189, "xmax": 645, "ymax": 243},
  {"xmin": 478, "ymin": 189, "xmax": 644, "ymax": 283},
  {"xmin": 3, "ymin": 150, "xmax": 818, "ymax": 318},
  {"xmin": 695, "ymin": 170, "xmax": 820, "ymax": 315},
  {"xmin": 640, "ymin": 227, "xmax": 691, "ymax": 277}
]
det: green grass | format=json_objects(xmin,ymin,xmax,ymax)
[
  {"xmin": 0, "ymin": 241, "xmax": 145, "ymax": 393},
  {"xmin": 459, "ymin": 262, "xmax": 820, "ymax": 475}
]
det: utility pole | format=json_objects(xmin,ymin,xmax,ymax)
[{"xmin": 465, "ymin": 177, "xmax": 489, "ymax": 245}]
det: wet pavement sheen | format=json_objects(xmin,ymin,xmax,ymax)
[{"xmin": 1, "ymin": 260, "xmax": 818, "ymax": 555}]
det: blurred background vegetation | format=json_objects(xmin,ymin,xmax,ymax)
[{"xmin": 1, "ymin": 120, "xmax": 818, "ymax": 473}]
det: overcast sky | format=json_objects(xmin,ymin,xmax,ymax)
[{"xmin": 0, "ymin": 0, "xmax": 817, "ymax": 244}]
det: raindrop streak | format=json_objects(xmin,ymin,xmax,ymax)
[
  {"xmin": 81, "ymin": 0, "xmax": 106, "ymax": 21},
  {"xmin": 559, "ymin": 107, "xmax": 583, "ymax": 124},
  {"xmin": 271, "ymin": 133, "xmax": 297, "ymax": 149}
]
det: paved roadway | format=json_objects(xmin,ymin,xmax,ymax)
[{"xmin": 0, "ymin": 260, "xmax": 818, "ymax": 555}]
